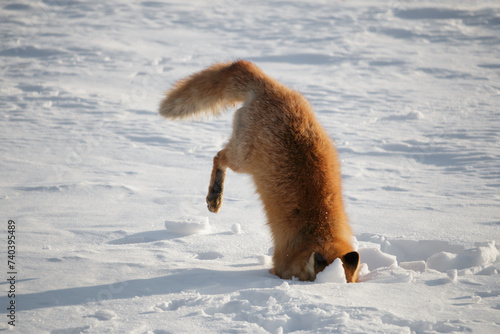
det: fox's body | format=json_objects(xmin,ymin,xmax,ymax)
[{"xmin": 159, "ymin": 60, "xmax": 359, "ymax": 282}]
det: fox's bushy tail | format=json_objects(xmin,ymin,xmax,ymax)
[{"xmin": 159, "ymin": 60, "xmax": 265, "ymax": 120}]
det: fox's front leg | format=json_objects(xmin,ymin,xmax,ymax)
[{"xmin": 206, "ymin": 150, "xmax": 228, "ymax": 213}]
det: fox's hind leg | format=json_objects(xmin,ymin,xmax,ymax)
[
  {"xmin": 207, "ymin": 108, "xmax": 251, "ymax": 213},
  {"xmin": 207, "ymin": 149, "xmax": 229, "ymax": 213}
]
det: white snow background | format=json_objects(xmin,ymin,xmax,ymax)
[{"xmin": 1, "ymin": 0, "xmax": 500, "ymax": 333}]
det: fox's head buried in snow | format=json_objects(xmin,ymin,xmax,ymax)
[{"xmin": 159, "ymin": 60, "xmax": 360, "ymax": 282}]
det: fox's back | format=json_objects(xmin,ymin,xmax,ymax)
[{"xmin": 239, "ymin": 81, "xmax": 349, "ymax": 235}]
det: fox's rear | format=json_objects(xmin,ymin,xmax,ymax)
[{"xmin": 159, "ymin": 60, "xmax": 360, "ymax": 282}]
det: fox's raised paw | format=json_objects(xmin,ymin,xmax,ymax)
[
  {"xmin": 207, "ymin": 167, "xmax": 226, "ymax": 213},
  {"xmin": 206, "ymin": 190, "xmax": 223, "ymax": 213}
]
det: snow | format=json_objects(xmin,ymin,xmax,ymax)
[
  {"xmin": 1, "ymin": 0, "xmax": 500, "ymax": 333},
  {"xmin": 164, "ymin": 217, "xmax": 210, "ymax": 235},
  {"xmin": 315, "ymin": 259, "xmax": 347, "ymax": 284}
]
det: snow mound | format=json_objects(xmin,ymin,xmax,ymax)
[
  {"xmin": 399, "ymin": 261, "xmax": 426, "ymax": 272},
  {"xmin": 256, "ymin": 254, "xmax": 272, "ymax": 266},
  {"xmin": 426, "ymin": 241, "xmax": 498, "ymax": 273},
  {"xmin": 316, "ymin": 258, "xmax": 347, "ymax": 283},
  {"xmin": 358, "ymin": 247, "xmax": 398, "ymax": 271},
  {"xmin": 231, "ymin": 223, "xmax": 242, "ymax": 234},
  {"xmin": 94, "ymin": 310, "xmax": 116, "ymax": 321},
  {"xmin": 164, "ymin": 216, "xmax": 210, "ymax": 235},
  {"xmin": 358, "ymin": 236, "xmax": 499, "ymax": 280}
]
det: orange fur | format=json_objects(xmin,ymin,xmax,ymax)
[{"xmin": 159, "ymin": 60, "xmax": 359, "ymax": 282}]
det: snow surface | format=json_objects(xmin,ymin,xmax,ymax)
[{"xmin": 1, "ymin": 0, "xmax": 500, "ymax": 333}]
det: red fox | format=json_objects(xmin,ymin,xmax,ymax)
[{"xmin": 159, "ymin": 60, "xmax": 359, "ymax": 282}]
